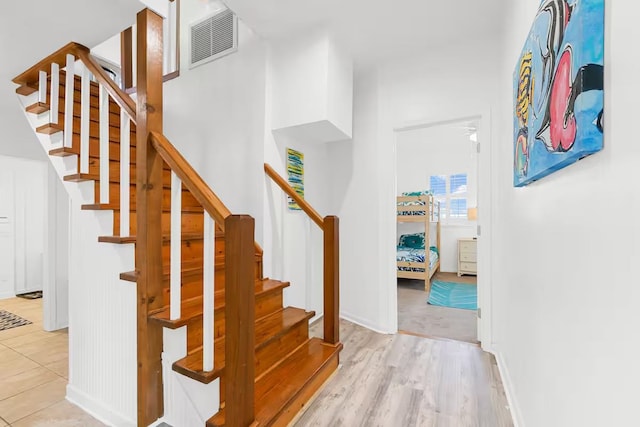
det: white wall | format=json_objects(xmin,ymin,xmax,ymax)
[
  {"xmin": 43, "ymin": 164, "xmax": 70, "ymax": 331},
  {"xmin": 0, "ymin": 155, "xmax": 48, "ymax": 298},
  {"xmin": 491, "ymin": 2, "xmax": 640, "ymax": 427},
  {"xmin": 164, "ymin": 0, "xmax": 266, "ymax": 238},
  {"xmin": 328, "ymin": 37, "xmax": 500, "ymax": 332},
  {"xmin": 396, "ymin": 123, "xmax": 478, "ymax": 272},
  {"xmin": 263, "ymin": 38, "xmax": 336, "ymax": 323}
]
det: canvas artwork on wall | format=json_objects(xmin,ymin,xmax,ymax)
[
  {"xmin": 286, "ymin": 148, "xmax": 304, "ymax": 210},
  {"xmin": 513, "ymin": 0, "xmax": 604, "ymax": 187}
]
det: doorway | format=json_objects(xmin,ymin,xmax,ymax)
[{"xmin": 394, "ymin": 117, "xmax": 485, "ymax": 345}]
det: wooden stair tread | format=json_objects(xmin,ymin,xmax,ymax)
[
  {"xmin": 64, "ymin": 173, "xmax": 97, "ymax": 182},
  {"xmin": 26, "ymin": 102, "xmax": 50, "ymax": 114},
  {"xmin": 119, "ymin": 259, "xmax": 219, "ymax": 283},
  {"xmin": 16, "ymin": 84, "xmax": 37, "ymax": 96},
  {"xmin": 149, "ymin": 279, "xmax": 290, "ymax": 327},
  {"xmin": 98, "ymin": 232, "xmax": 214, "ymax": 244},
  {"xmin": 81, "ymin": 203, "xmax": 204, "ymax": 213},
  {"xmin": 36, "ymin": 123, "xmax": 63, "ymax": 135},
  {"xmin": 207, "ymin": 338, "xmax": 342, "ymax": 427},
  {"xmin": 172, "ymin": 307, "xmax": 314, "ymax": 384},
  {"xmin": 48, "ymin": 147, "xmax": 76, "ymax": 157}
]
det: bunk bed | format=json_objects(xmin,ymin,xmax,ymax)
[{"xmin": 397, "ymin": 192, "xmax": 441, "ymax": 293}]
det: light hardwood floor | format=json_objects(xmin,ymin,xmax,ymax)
[
  {"xmin": 1, "ymin": 297, "xmax": 512, "ymax": 426},
  {"xmin": 0, "ymin": 297, "xmax": 104, "ymax": 426},
  {"xmin": 299, "ymin": 319, "xmax": 513, "ymax": 427},
  {"xmin": 398, "ymin": 272, "xmax": 479, "ymax": 344}
]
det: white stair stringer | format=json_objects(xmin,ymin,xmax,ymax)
[
  {"xmin": 161, "ymin": 327, "xmax": 221, "ymax": 427},
  {"xmin": 17, "ymin": 91, "xmax": 138, "ymax": 426}
]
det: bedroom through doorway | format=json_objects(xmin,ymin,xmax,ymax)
[{"xmin": 395, "ymin": 118, "xmax": 480, "ymax": 345}]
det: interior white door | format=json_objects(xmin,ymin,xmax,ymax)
[{"xmin": 0, "ymin": 170, "xmax": 15, "ymax": 299}]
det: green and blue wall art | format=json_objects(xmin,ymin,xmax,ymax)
[
  {"xmin": 514, "ymin": 0, "xmax": 604, "ymax": 187},
  {"xmin": 286, "ymin": 148, "xmax": 304, "ymax": 210}
]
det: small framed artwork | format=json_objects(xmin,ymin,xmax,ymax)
[
  {"xmin": 513, "ymin": 0, "xmax": 604, "ymax": 187},
  {"xmin": 286, "ymin": 148, "xmax": 304, "ymax": 210}
]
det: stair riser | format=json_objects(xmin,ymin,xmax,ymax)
[
  {"xmin": 184, "ymin": 288, "xmax": 285, "ymax": 352},
  {"xmin": 92, "ymin": 181, "xmax": 201, "ymax": 209},
  {"xmin": 266, "ymin": 355, "xmax": 339, "ymax": 427},
  {"xmin": 114, "ymin": 210, "xmax": 204, "ymax": 236},
  {"xmin": 254, "ymin": 321, "xmax": 310, "ymax": 379},
  {"xmin": 54, "ymin": 136, "xmax": 135, "ymax": 163},
  {"xmin": 87, "ymin": 160, "xmax": 173, "ymax": 187}
]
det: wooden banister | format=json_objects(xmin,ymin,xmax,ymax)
[
  {"xmin": 149, "ymin": 131, "xmax": 231, "ymax": 228},
  {"xmin": 264, "ymin": 163, "xmax": 324, "ymax": 228},
  {"xmin": 263, "ymin": 163, "xmax": 340, "ymax": 346},
  {"xmin": 136, "ymin": 9, "xmax": 165, "ymax": 425},
  {"xmin": 225, "ymin": 215, "xmax": 256, "ymax": 426},
  {"xmin": 323, "ymin": 216, "xmax": 340, "ymax": 345},
  {"xmin": 12, "ymin": 42, "xmax": 137, "ymax": 123}
]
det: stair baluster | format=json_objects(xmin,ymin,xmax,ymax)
[
  {"xmin": 79, "ymin": 66, "xmax": 90, "ymax": 174},
  {"xmin": 170, "ymin": 172, "xmax": 182, "ymax": 320},
  {"xmin": 38, "ymin": 70, "xmax": 47, "ymax": 104},
  {"xmin": 63, "ymin": 54, "xmax": 74, "ymax": 149},
  {"xmin": 203, "ymin": 214, "xmax": 215, "ymax": 372},
  {"xmin": 119, "ymin": 111, "xmax": 131, "ymax": 236},
  {"xmin": 99, "ymin": 85, "xmax": 110, "ymax": 204},
  {"xmin": 50, "ymin": 63, "xmax": 59, "ymax": 126}
]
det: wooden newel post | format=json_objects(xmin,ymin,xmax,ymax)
[
  {"xmin": 323, "ymin": 215, "xmax": 340, "ymax": 345},
  {"xmin": 136, "ymin": 8, "xmax": 165, "ymax": 426},
  {"xmin": 225, "ymin": 215, "xmax": 256, "ymax": 427}
]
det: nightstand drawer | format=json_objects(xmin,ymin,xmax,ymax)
[
  {"xmin": 460, "ymin": 262, "xmax": 477, "ymax": 273},
  {"xmin": 459, "ymin": 252, "xmax": 477, "ymax": 262},
  {"xmin": 459, "ymin": 241, "xmax": 477, "ymax": 253}
]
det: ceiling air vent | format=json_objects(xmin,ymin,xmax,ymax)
[{"xmin": 190, "ymin": 9, "xmax": 237, "ymax": 68}]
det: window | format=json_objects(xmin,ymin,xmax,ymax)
[{"xmin": 430, "ymin": 173, "xmax": 468, "ymax": 221}]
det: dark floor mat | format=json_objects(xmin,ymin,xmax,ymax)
[
  {"xmin": 0, "ymin": 310, "xmax": 32, "ymax": 331},
  {"xmin": 16, "ymin": 291, "xmax": 43, "ymax": 299}
]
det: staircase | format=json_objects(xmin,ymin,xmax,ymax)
[{"xmin": 13, "ymin": 9, "xmax": 341, "ymax": 427}]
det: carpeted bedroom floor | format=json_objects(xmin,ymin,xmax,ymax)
[{"xmin": 398, "ymin": 271, "xmax": 479, "ymax": 344}]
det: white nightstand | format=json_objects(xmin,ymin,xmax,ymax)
[{"xmin": 458, "ymin": 238, "xmax": 477, "ymax": 276}]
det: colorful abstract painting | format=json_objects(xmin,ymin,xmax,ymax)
[
  {"xmin": 513, "ymin": 0, "xmax": 604, "ymax": 187},
  {"xmin": 286, "ymin": 148, "xmax": 304, "ymax": 210}
]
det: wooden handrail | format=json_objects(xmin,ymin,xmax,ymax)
[
  {"xmin": 264, "ymin": 163, "xmax": 324, "ymax": 228},
  {"xmin": 150, "ymin": 132, "xmax": 263, "ymax": 255},
  {"xmin": 264, "ymin": 162, "xmax": 340, "ymax": 346},
  {"xmin": 150, "ymin": 131, "xmax": 231, "ymax": 228},
  {"xmin": 12, "ymin": 41, "xmax": 137, "ymax": 123}
]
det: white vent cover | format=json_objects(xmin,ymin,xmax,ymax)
[{"xmin": 190, "ymin": 9, "xmax": 237, "ymax": 68}]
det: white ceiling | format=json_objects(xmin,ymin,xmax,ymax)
[
  {"xmin": 0, "ymin": 0, "xmax": 143, "ymax": 160},
  {"xmin": 223, "ymin": 0, "xmax": 507, "ymax": 66},
  {"xmin": 0, "ymin": 0, "xmax": 506, "ymax": 160}
]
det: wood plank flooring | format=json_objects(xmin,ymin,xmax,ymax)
[
  {"xmin": 1, "ymin": 298, "xmax": 512, "ymax": 426},
  {"xmin": 299, "ymin": 319, "xmax": 513, "ymax": 427},
  {"xmin": 398, "ymin": 272, "xmax": 479, "ymax": 344}
]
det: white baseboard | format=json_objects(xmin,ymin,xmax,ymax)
[
  {"xmin": 0, "ymin": 291, "xmax": 15, "ymax": 300},
  {"xmin": 339, "ymin": 312, "xmax": 392, "ymax": 335},
  {"xmin": 66, "ymin": 384, "xmax": 135, "ymax": 427},
  {"xmin": 493, "ymin": 348, "xmax": 524, "ymax": 427}
]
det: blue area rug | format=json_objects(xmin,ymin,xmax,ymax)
[{"xmin": 428, "ymin": 281, "xmax": 477, "ymax": 310}]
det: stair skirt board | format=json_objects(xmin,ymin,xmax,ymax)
[{"xmin": 162, "ymin": 327, "xmax": 220, "ymax": 426}]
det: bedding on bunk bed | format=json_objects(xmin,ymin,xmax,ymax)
[
  {"xmin": 397, "ymin": 190, "xmax": 431, "ymax": 216},
  {"xmin": 396, "ymin": 232, "xmax": 439, "ymax": 272}
]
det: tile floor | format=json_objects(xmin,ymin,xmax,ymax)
[{"xmin": 0, "ymin": 297, "xmax": 104, "ymax": 426}]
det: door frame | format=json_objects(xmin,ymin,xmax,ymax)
[{"xmin": 389, "ymin": 105, "xmax": 494, "ymax": 350}]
